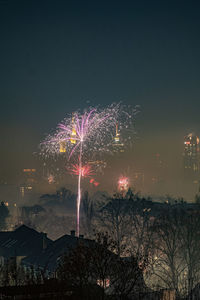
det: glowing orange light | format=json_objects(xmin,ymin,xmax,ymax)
[
  {"xmin": 97, "ymin": 278, "xmax": 110, "ymax": 288},
  {"xmin": 23, "ymin": 169, "xmax": 36, "ymax": 172}
]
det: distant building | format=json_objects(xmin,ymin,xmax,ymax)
[
  {"xmin": 0, "ymin": 225, "xmax": 52, "ymax": 264},
  {"xmin": 59, "ymin": 113, "xmax": 77, "ymax": 153},
  {"xmin": 183, "ymin": 133, "xmax": 200, "ymax": 178},
  {"xmin": 19, "ymin": 169, "xmax": 37, "ymax": 201},
  {"xmin": 22, "ymin": 169, "xmax": 37, "ymax": 185},
  {"xmin": 59, "ymin": 140, "xmax": 66, "ymax": 153},
  {"xmin": 70, "ymin": 113, "xmax": 77, "ymax": 144},
  {"xmin": 113, "ymin": 124, "xmax": 124, "ymax": 152}
]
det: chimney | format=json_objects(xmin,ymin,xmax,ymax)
[
  {"xmin": 41, "ymin": 232, "xmax": 48, "ymax": 250},
  {"xmin": 70, "ymin": 230, "xmax": 75, "ymax": 237}
]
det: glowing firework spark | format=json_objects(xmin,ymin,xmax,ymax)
[
  {"xmin": 40, "ymin": 103, "xmax": 137, "ymax": 236},
  {"xmin": 118, "ymin": 176, "xmax": 129, "ymax": 193},
  {"xmin": 47, "ymin": 174, "xmax": 55, "ymax": 184},
  {"xmin": 89, "ymin": 178, "xmax": 100, "ymax": 187}
]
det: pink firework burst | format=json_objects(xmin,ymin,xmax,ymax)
[
  {"xmin": 118, "ymin": 176, "xmax": 129, "ymax": 193},
  {"xmin": 69, "ymin": 164, "xmax": 94, "ymax": 177}
]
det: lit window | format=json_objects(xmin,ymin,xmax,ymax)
[{"xmin": 97, "ymin": 278, "xmax": 110, "ymax": 288}]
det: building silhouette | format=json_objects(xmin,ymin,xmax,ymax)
[
  {"xmin": 183, "ymin": 133, "xmax": 200, "ymax": 178},
  {"xmin": 19, "ymin": 169, "xmax": 37, "ymax": 201}
]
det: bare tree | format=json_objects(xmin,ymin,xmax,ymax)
[
  {"xmin": 57, "ymin": 243, "xmax": 93, "ymax": 289},
  {"xmin": 150, "ymin": 205, "xmax": 186, "ymax": 297},
  {"xmin": 0, "ymin": 202, "xmax": 9, "ymax": 230},
  {"xmin": 179, "ymin": 211, "xmax": 200, "ymax": 299},
  {"xmin": 128, "ymin": 198, "xmax": 156, "ymax": 274},
  {"xmin": 56, "ymin": 234, "xmax": 115, "ymax": 299},
  {"xmin": 98, "ymin": 194, "xmax": 130, "ymax": 255}
]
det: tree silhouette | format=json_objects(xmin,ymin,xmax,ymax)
[{"xmin": 0, "ymin": 202, "xmax": 9, "ymax": 230}]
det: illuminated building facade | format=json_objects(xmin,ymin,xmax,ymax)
[
  {"xmin": 70, "ymin": 114, "xmax": 77, "ymax": 144},
  {"xmin": 59, "ymin": 141, "xmax": 66, "ymax": 153},
  {"xmin": 113, "ymin": 124, "xmax": 124, "ymax": 152},
  {"xmin": 59, "ymin": 114, "xmax": 77, "ymax": 153},
  {"xmin": 23, "ymin": 169, "xmax": 37, "ymax": 185},
  {"xmin": 19, "ymin": 169, "xmax": 37, "ymax": 201},
  {"xmin": 19, "ymin": 185, "xmax": 33, "ymax": 200},
  {"xmin": 183, "ymin": 133, "xmax": 200, "ymax": 177}
]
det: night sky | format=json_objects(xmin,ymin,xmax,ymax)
[{"xmin": 1, "ymin": 0, "xmax": 200, "ymax": 196}]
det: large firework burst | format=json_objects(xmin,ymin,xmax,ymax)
[{"xmin": 40, "ymin": 103, "xmax": 137, "ymax": 236}]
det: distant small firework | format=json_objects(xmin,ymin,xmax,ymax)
[
  {"xmin": 40, "ymin": 103, "xmax": 137, "ymax": 236},
  {"xmin": 90, "ymin": 178, "xmax": 100, "ymax": 187},
  {"xmin": 118, "ymin": 176, "xmax": 129, "ymax": 193},
  {"xmin": 47, "ymin": 174, "xmax": 55, "ymax": 184}
]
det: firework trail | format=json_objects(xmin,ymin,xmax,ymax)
[{"xmin": 40, "ymin": 103, "xmax": 137, "ymax": 236}]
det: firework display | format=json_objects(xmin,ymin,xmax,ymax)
[
  {"xmin": 118, "ymin": 176, "xmax": 130, "ymax": 193},
  {"xmin": 40, "ymin": 103, "xmax": 136, "ymax": 236}
]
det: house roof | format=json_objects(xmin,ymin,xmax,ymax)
[
  {"xmin": 0, "ymin": 225, "xmax": 52, "ymax": 258},
  {"xmin": 23, "ymin": 234, "xmax": 95, "ymax": 271}
]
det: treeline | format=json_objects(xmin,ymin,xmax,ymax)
[{"xmin": 92, "ymin": 192, "xmax": 200, "ymax": 299}]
